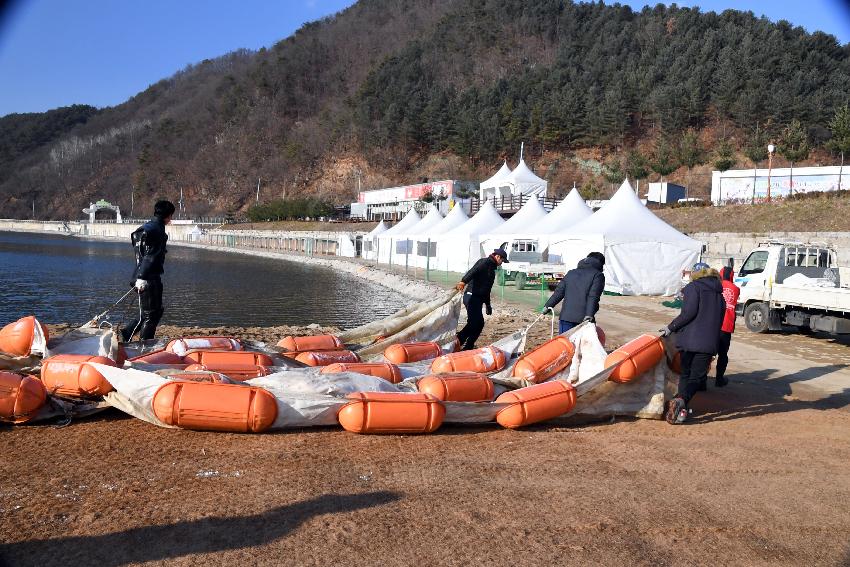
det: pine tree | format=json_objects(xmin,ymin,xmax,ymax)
[
  {"xmin": 827, "ymin": 104, "xmax": 850, "ymax": 191},
  {"xmin": 779, "ymin": 119, "xmax": 810, "ymax": 195},
  {"xmin": 678, "ymin": 128, "xmax": 705, "ymax": 197},
  {"xmin": 650, "ymin": 136, "xmax": 678, "ymax": 183}
]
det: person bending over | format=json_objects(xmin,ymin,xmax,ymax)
[
  {"xmin": 660, "ymin": 262, "xmax": 725, "ymax": 424},
  {"xmin": 543, "ymin": 252, "xmax": 606, "ymax": 334},
  {"xmin": 122, "ymin": 200, "xmax": 175, "ymax": 342},
  {"xmin": 454, "ymin": 248, "xmax": 508, "ymax": 350}
]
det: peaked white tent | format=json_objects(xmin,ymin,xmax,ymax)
[
  {"xmin": 435, "ymin": 200, "xmax": 505, "ymax": 273},
  {"xmin": 391, "ymin": 206, "xmax": 444, "ymax": 265},
  {"xmin": 491, "ymin": 159, "xmax": 548, "ymax": 200},
  {"xmin": 411, "ymin": 204, "xmax": 469, "ymax": 268},
  {"xmin": 548, "ymin": 180, "xmax": 701, "ymax": 295},
  {"xmin": 376, "ymin": 209, "xmax": 421, "ymax": 264},
  {"xmin": 479, "ymin": 160, "xmax": 513, "ymax": 201},
  {"xmin": 362, "ymin": 220, "xmax": 388, "ymax": 260},
  {"xmin": 479, "ymin": 196, "xmax": 549, "ymax": 253},
  {"xmin": 535, "ymin": 189, "xmax": 592, "ymax": 235}
]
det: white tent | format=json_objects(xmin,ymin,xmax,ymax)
[
  {"xmin": 362, "ymin": 220, "xmax": 388, "ymax": 260},
  {"xmin": 411, "ymin": 203, "xmax": 468, "ymax": 268},
  {"xmin": 479, "ymin": 196, "xmax": 549, "ymax": 253},
  {"xmin": 548, "ymin": 180, "xmax": 702, "ymax": 296},
  {"xmin": 479, "ymin": 160, "xmax": 513, "ymax": 201},
  {"xmin": 487, "ymin": 159, "xmax": 549, "ymax": 202},
  {"xmin": 435, "ymin": 200, "xmax": 505, "ymax": 273},
  {"xmin": 376, "ymin": 209, "xmax": 421, "ymax": 264},
  {"xmin": 533, "ymin": 189, "xmax": 593, "ymax": 261},
  {"xmin": 391, "ymin": 206, "xmax": 443, "ymax": 266}
]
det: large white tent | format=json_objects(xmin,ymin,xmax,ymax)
[
  {"xmin": 487, "ymin": 158, "xmax": 548, "ymax": 200},
  {"xmin": 411, "ymin": 203, "xmax": 469, "ymax": 268},
  {"xmin": 391, "ymin": 206, "xmax": 443, "ymax": 266},
  {"xmin": 362, "ymin": 220, "xmax": 388, "ymax": 260},
  {"xmin": 375, "ymin": 208, "xmax": 421, "ymax": 264},
  {"xmin": 532, "ymin": 189, "xmax": 593, "ymax": 261},
  {"xmin": 548, "ymin": 180, "xmax": 702, "ymax": 296},
  {"xmin": 435, "ymin": 200, "xmax": 505, "ymax": 273},
  {"xmin": 479, "ymin": 196, "xmax": 549, "ymax": 253},
  {"xmin": 479, "ymin": 160, "xmax": 513, "ymax": 201}
]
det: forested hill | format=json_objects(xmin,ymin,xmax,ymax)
[{"xmin": 2, "ymin": 0, "xmax": 849, "ymax": 220}]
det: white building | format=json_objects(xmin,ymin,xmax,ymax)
[{"xmin": 712, "ymin": 165, "xmax": 850, "ymax": 204}]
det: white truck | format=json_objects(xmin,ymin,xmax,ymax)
[
  {"xmin": 735, "ymin": 241, "xmax": 850, "ymax": 334},
  {"xmin": 496, "ymin": 238, "xmax": 565, "ymax": 290}
]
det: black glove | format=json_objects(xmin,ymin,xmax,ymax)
[{"xmin": 485, "ymin": 304, "xmax": 493, "ymax": 316}]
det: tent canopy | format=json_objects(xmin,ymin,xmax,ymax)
[
  {"xmin": 548, "ymin": 180, "xmax": 701, "ymax": 296},
  {"xmin": 419, "ymin": 203, "xmax": 468, "ymax": 239},
  {"xmin": 482, "ymin": 196, "xmax": 547, "ymax": 236},
  {"xmin": 533, "ymin": 189, "xmax": 592, "ymax": 235},
  {"xmin": 366, "ymin": 220, "xmax": 388, "ymax": 237},
  {"xmin": 396, "ymin": 205, "xmax": 443, "ymax": 237},
  {"xmin": 377, "ymin": 209, "xmax": 420, "ymax": 239},
  {"xmin": 479, "ymin": 159, "xmax": 547, "ymax": 200},
  {"xmin": 435, "ymin": 201, "xmax": 505, "ymax": 273}
]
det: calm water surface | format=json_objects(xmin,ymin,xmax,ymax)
[{"xmin": 0, "ymin": 231, "xmax": 409, "ymax": 328}]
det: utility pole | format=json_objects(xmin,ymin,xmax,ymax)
[
  {"xmin": 32, "ymin": 200, "xmax": 35, "ymax": 219},
  {"xmin": 256, "ymin": 178, "xmax": 261, "ymax": 203},
  {"xmin": 130, "ymin": 185, "xmax": 135, "ymax": 218}
]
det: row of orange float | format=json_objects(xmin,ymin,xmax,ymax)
[{"xmin": 0, "ymin": 314, "xmax": 670, "ymax": 434}]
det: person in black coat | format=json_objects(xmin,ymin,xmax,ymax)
[
  {"xmin": 544, "ymin": 252, "xmax": 606, "ymax": 334},
  {"xmin": 660, "ymin": 262, "xmax": 725, "ymax": 424},
  {"xmin": 122, "ymin": 200, "xmax": 175, "ymax": 342},
  {"xmin": 454, "ymin": 248, "xmax": 508, "ymax": 350}
]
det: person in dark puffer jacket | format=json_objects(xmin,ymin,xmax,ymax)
[
  {"xmin": 544, "ymin": 252, "xmax": 606, "ymax": 334},
  {"xmin": 660, "ymin": 262, "xmax": 725, "ymax": 424}
]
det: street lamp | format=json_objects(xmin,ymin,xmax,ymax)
[{"xmin": 766, "ymin": 143, "xmax": 776, "ymax": 202}]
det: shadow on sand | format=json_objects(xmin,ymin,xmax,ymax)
[
  {"xmin": 0, "ymin": 491, "xmax": 401, "ymax": 567},
  {"xmin": 691, "ymin": 363, "xmax": 850, "ymax": 423}
]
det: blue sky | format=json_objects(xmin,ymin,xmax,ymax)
[{"xmin": 1, "ymin": 0, "xmax": 848, "ymax": 117}]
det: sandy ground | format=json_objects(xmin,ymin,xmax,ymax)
[{"xmin": 3, "ymin": 293, "xmax": 850, "ymax": 566}]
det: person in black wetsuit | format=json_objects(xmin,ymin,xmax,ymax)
[
  {"xmin": 122, "ymin": 200, "xmax": 175, "ymax": 342},
  {"xmin": 453, "ymin": 248, "xmax": 508, "ymax": 350}
]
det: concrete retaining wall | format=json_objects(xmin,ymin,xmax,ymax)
[
  {"xmin": 0, "ymin": 219, "xmax": 199, "ymax": 240},
  {"xmin": 692, "ymin": 232, "xmax": 850, "ymax": 267}
]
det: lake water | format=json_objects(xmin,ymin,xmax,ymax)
[{"xmin": 0, "ymin": 231, "xmax": 410, "ymax": 328}]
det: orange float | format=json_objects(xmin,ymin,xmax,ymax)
[
  {"xmin": 165, "ymin": 336, "xmax": 242, "ymax": 354},
  {"xmin": 0, "ymin": 372, "xmax": 47, "ymax": 423},
  {"xmin": 511, "ymin": 336, "xmax": 575, "ymax": 384},
  {"xmin": 430, "ymin": 346, "xmax": 506, "ymax": 374},
  {"xmin": 605, "ymin": 334, "xmax": 666, "ymax": 384},
  {"xmin": 130, "ymin": 349, "xmax": 187, "ymax": 365},
  {"xmin": 295, "ymin": 350, "xmax": 361, "ymax": 367},
  {"xmin": 383, "ymin": 342, "xmax": 442, "ymax": 364},
  {"xmin": 320, "ymin": 362, "xmax": 402, "ymax": 384},
  {"xmin": 338, "ymin": 392, "xmax": 444, "ymax": 434},
  {"xmin": 41, "ymin": 354, "xmax": 117, "ymax": 397},
  {"xmin": 184, "ymin": 363, "xmax": 270, "ymax": 381},
  {"xmin": 0, "ymin": 316, "xmax": 47, "ymax": 357},
  {"xmin": 182, "ymin": 350, "xmax": 274, "ymax": 367},
  {"xmin": 417, "ymin": 373, "xmax": 494, "ymax": 402},
  {"xmin": 152, "ymin": 381, "xmax": 278, "ymax": 433},
  {"xmin": 495, "ymin": 380, "xmax": 577, "ymax": 429},
  {"xmin": 277, "ymin": 335, "xmax": 343, "ymax": 353}
]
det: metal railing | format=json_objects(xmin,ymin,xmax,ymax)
[{"xmin": 468, "ymin": 194, "xmax": 560, "ymax": 215}]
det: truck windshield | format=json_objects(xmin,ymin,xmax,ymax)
[{"xmin": 740, "ymin": 250, "xmax": 769, "ymax": 276}]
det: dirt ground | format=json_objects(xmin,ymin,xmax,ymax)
[{"xmin": 2, "ymin": 294, "xmax": 850, "ymax": 566}]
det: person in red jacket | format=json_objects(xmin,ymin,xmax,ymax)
[{"xmin": 716, "ymin": 266, "xmax": 740, "ymax": 387}]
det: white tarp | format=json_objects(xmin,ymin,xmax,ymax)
[
  {"xmin": 434, "ymin": 200, "xmax": 505, "ymax": 273},
  {"xmin": 376, "ymin": 209, "xmax": 420, "ymax": 264},
  {"xmin": 410, "ymin": 203, "xmax": 468, "ymax": 268},
  {"xmin": 479, "ymin": 160, "xmax": 513, "ymax": 201},
  {"xmin": 479, "ymin": 196, "xmax": 548, "ymax": 253},
  {"xmin": 548, "ymin": 180, "xmax": 702, "ymax": 296}
]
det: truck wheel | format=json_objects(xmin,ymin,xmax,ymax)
[
  {"xmin": 515, "ymin": 272, "xmax": 526, "ymax": 290},
  {"xmin": 744, "ymin": 302, "xmax": 770, "ymax": 333}
]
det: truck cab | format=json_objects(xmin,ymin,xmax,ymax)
[{"xmin": 736, "ymin": 242, "xmax": 849, "ymax": 334}]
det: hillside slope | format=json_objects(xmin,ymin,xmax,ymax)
[{"xmin": 1, "ymin": 0, "xmax": 848, "ymax": 220}]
